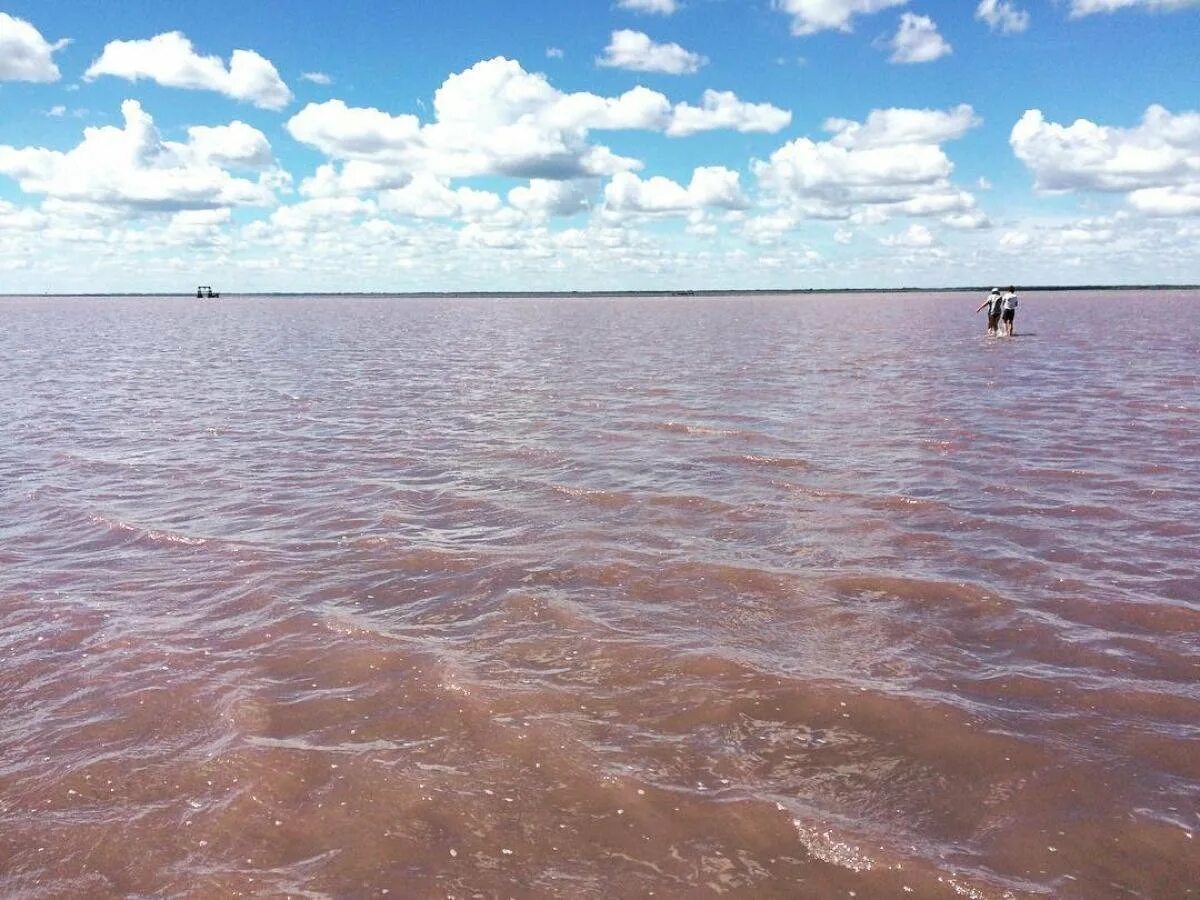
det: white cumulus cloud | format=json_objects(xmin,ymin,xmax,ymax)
[
  {"xmin": 604, "ymin": 167, "xmax": 748, "ymax": 215},
  {"xmin": 598, "ymin": 29, "xmax": 707, "ymax": 74},
  {"xmin": 0, "ymin": 12, "xmax": 69, "ymax": 83},
  {"xmin": 380, "ymin": 174, "xmax": 502, "ymax": 220},
  {"xmin": 825, "ymin": 104, "xmax": 980, "ymax": 148},
  {"xmin": 1070, "ymin": 0, "xmax": 1199, "ymax": 16},
  {"xmin": 882, "ymin": 223, "xmax": 936, "ymax": 247},
  {"xmin": 85, "ymin": 32, "xmax": 293, "ymax": 110},
  {"xmin": 1128, "ymin": 184, "xmax": 1200, "ymax": 215},
  {"xmin": 287, "ymin": 57, "xmax": 787, "ymax": 186},
  {"xmin": 186, "ymin": 121, "xmax": 275, "ymax": 169},
  {"xmin": 508, "ymin": 179, "xmax": 592, "ymax": 217},
  {"xmin": 774, "ymin": 0, "xmax": 908, "ymax": 35},
  {"xmin": 269, "ymin": 196, "xmax": 377, "ymax": 232},
  {"xmin": 301, "ymin": 71, "xmax": 332, "ymax": 85},
  {"xmin": 976, "ymin": 0, "xmax": 1030, "ymax": 33},
  {"xmin": 889, "ymin": 13, "xmax": 952, "ymax": 63},
  {"xmin": 668, "ymin": 90, "xmax": 793, "ymax": 136},
  {"xmin": 299, "ymin": 161, "xmax": 411, "ymax": 198},
  {"xmin": 618, "ymin": 0, "xmax": 681, "ymax": 13},
  {"xmin": 1012, "ymin": 105, "xmax": 1200, "ymax": 216},
  {"xmin": 754, "ymin": 104, "xmax": 983, "ymax": 224},
  {"xmin": 0, "ymin": 100, "xmax": 279, "ymax": 212}
]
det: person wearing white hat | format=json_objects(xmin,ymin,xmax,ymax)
[{"xmin": 976, "ymin": 288, "xmax": 1003, "ymax": 334}]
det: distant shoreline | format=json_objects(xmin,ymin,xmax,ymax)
[{"xmin": 2, "ymin": 285, "xmax": 1197, "ymax": 299}]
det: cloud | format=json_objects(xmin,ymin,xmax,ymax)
[
  {"xmin": 508, "ymin": 179, "xmax": 592, "ymax": 217},
  {"xmin": 0, "ymin": 199, "xmax": 47, "ymax": 232},
  {"xmin": 1128, "ymin": 184, "xmax": 1200, "ymax": 216},
  {"xmin": 667, "ymin": 90, "xmax": 792, "ymax": 136},
  {"xmin": 774, "ymin": 0, "xmax": 908, "ymax": 36},
  {"xmin": 881, "ymin": 223, "xmax": 936, "ymax": 247},
  {"xmin": 889, "ymin": 13, "xmax": 952, "ymax": 63},
  {"xmin": 825, "ymin": 104, "xmax": 980, "ymax": 148},
  {"xmin": 268, "ymin": 196, "xmax": 377, "ymax": 232},
  {"xmin": 301, "ymin": 71, "xmax": 332, "ymax": 85},
  {"xmin": 287, "ymin": 100, "xmax": 423, "ymax": 162},
  {"xmin": 1069, "ymin": 0, "xmax": 1199, "ymax": 16},
  {"xmin": 942, "ymin": 210, "xmax": 992, "ymax": 229},
  {"xmin": 0, "ymin": 12, "xmax": 69, "ymax": 82},
  {"xmin": 618, "ymin": 0, "xmax": 681, "ymax": 13},
  {"xmin": 976, "ymin": 0, "xmax": 1030, "ymax": 33},
  {"xmin": 287, "ymin": 60, "xmax": 652, "ymax": 180},
  {"xmin": 0, "ymin": 100, "xmax": 279, "ymax": 212},
  {"xmin": 84, "ymin": 31, "xmax": 293, "ymax": 110},
  {"xmin": 754, "ymin": 104, "xmax": 982, "ymax": 224},
  {"xmin": 546, "ymin": 47, "xmax": 565, "ymax": 59},
  {"xmin": 165, "ymin": 207, "xmax": 233, "ymax": 245},
  {"xmin": 1010, "ymin": 105, "xmax": 1200, "ymax": 214},
  {"xmin": 604, "ymin": 167, "xmax": 748, "ymax": 216},
  {"xmin": 287, "ymin": 57, "xmax": 787, "ymax": 185},
  {"xmin": 186, "ymin": 121, "xmax": 275, "ymax": 169},
  {"xmin": 380, "ymin": 174, "xmax": 502, "ymax": 219},
  {"xmin": 598, "ymin": 29, "xmax": 707, "ymax": 74},
  {"xmin": 999, "ymin": 230, "xmax": 1031, "ymax": 250},
  {"xmin": 299, "ymin": 161, "xmax": 411, "ymax": 198}
]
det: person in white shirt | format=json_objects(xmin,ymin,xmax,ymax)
[{"xmin": 1000, "ymin": 286, "xmax": 1019, "ymax": 336}]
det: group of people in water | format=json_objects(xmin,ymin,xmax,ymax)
[{"xmin": 977, "ymin": 286, "xmax": 1019, "ymax": 336}]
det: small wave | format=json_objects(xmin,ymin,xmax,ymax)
[
  {"xmin": 865, "ymin": 494, "xmax": 947, "ymax": 512},
  {"xmin": 645, "ymin": 492, "xmax": 742, "ymax": 516},
  {"xmin": 653, "ymin": 421, "xmax": 764, "ymax": 440},
  {"xmin": 88, "ymin": 513, "xmax": 210, "ymax": 547},
  {"xmin": 781, "ymin": 808, "xmax": 874, "ymax": 873},
  {"xmin": 550, "ymin": 484, "xmax": 636, "ymax": 508},
  {"xmin": 825, "ymin": 574, "xmax": 1006, "ymax": 612},
  {"xmin": 714, "ymin": 453, "xmax": 815, "ymax": 471}
]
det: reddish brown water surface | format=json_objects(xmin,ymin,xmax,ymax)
[{"xmin": 1, "ymin": 291, "xmax": 1197, "ymax": 898}]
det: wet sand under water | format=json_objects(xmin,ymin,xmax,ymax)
[{"xmin": 0, "ymin": 290, "xmax": 1198, "ymax": 898}]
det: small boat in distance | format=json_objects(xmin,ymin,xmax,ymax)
[{"xmin": 196, "ymin": 285, "xmax": 220, "ymax": 299}]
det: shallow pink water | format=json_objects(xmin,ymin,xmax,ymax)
[{"xmin": 1, "ymin": 291, "xmax": 1197, "ymax": 897}]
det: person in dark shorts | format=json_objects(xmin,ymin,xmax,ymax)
[
  {"xmin": 1000, "ymin": 286, "xmax": 1018, "ymax": 336},
  {"xmin": 976, "ymin": 288, "xmax": 1003, "ymax": 334}
]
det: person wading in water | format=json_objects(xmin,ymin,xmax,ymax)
[
  {"xmin": 976, "ymin": 288, "xmax": 1003, "ymax": 334},
  {"xmin": 1000, "ymin": 286, "xmax": 1019, "ymax": 336}
]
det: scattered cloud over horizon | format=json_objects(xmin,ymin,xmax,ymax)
[
  {"xmin": 84, "ymin": 31, "xmax": 293, "ymax": 110},
  {"xmin": 1, "ymin": 3, "xmax": 1198, "ymax": 291}
]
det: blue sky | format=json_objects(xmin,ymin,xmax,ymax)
[{"xmin": 1, "ymin": 0, "xmax": 1198, "ymax": 292}]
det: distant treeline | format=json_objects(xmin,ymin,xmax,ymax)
[{"xmin": 6, "ymin": 285, "xmax": 1199, "ymax": 298}]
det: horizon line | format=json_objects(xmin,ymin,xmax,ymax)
[{"xmin": 2, "ymin": 284, "xmax": 1199, "ymax": 299}]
